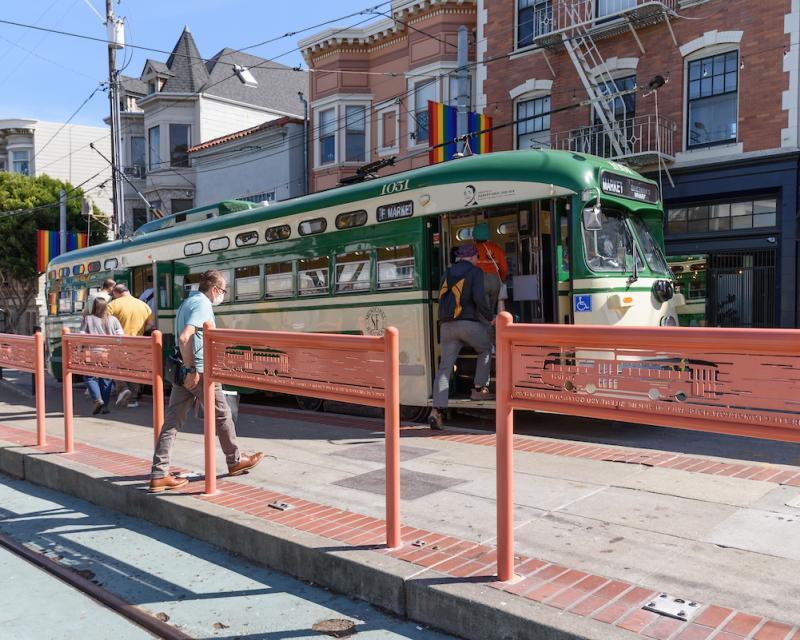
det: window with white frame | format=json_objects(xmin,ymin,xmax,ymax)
[
  {"xmin": 687, "ymin": 51, "xmax": 738, "ymax": 148},
  {"xmin": 12, "ymin": 150, "xmax": 30, "ymax": 175},
  {"xmin": 345, "ymin": 105, "xmax": 366, "ymax": 162},
  {"xmin": 412, "ymin": 80, "xmax": 436, "ymax": 144},
  {"xmin": 517, "ymin": 0, "xmax": 552, "ymax": 48},
  {"xmin": 380, "ymin": 108, "xmax": 398, "ymax": 150},
  {"xmin": 516, "ymin": 95, "xmax": 551, "ymax": 149},
  {"xmin": 319, "ymin": 108, "xmax": 336, "ymax": 165},
  {"xmin": 131, "ymin": 136, "xmax": 145, "ymax": 176},
  {"xmin": 148, "ymin": 125, "xmax": 160, "ymax": 169},
  {"xmin": 169, "ymin": 124, "xmax": 190, "ymax": 167},
  {"xmin": 597, "ymin": 0, "xmax": 636, "ymax": 18}
]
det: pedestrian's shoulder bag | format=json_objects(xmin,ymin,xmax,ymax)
[
  {"xmin": 484, "ymin": 246, "xmax": 509, "ymax": 304},
  {"xmin": 164, "ymin": 346, "xmax": 186, "ymax": 387},
  {"xmin": 438, "ymin": 273, "xmax": 466, "ymax": 322}
]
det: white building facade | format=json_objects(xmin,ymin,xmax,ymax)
[{"xmin": 0, "ymin": 118, "xmax": 113, "ymax": 217}]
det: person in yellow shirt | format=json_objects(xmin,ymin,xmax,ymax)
[{"xmin": 107, "ymin": 283, "xmax": 154, "ymax": 407}]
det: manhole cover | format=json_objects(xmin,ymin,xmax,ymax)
[{"xmin": 311, "ymin": 618, "xmax": 357, "ymax": 637}]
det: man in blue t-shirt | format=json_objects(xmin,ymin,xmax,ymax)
[{"xmin": 149, "ymin": 269, "xmax": 264, "ymax": 492}]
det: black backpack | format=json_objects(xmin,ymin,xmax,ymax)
[{"xmin": 438, "ymin": 273, "xmax": 466, "ymax": 322}]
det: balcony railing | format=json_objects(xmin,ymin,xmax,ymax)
[
  {"xmin": 550, "ymin": 114, "xmax": 676, "ymax": 165},
  {"xmin": 527, "ymin": 0, "xmax": 677, "ymax": 47}
]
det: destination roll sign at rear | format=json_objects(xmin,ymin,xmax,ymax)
[{"xmin": 600, "ymin": 171, "xmax": 659, "ymax": 204}]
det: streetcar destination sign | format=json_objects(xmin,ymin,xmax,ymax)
[
  {"xmin": 600, "ymin": 171, "xmax": 659, "ymax": 204},
  {"xmin": 377, "ymin": 200, "xmax": 414, "ymax": 222}
]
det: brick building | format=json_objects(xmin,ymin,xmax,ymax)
[
  {"xmin": 478, "ymin": 0, "xmax": 800, "ymax": 328},
  {"xmin": 299, "ymin": 0, "xmax": 477, "ymax": 192}
]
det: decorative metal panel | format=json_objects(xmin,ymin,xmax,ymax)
[
  {"xmin": 208, "ymin": 336, "xmax": 386, "ymax": 407},
  {"xmin": 510, "ymin": 341, "xmax": 800, "ymax": 438},
  {"xmin": 64, "ymin": 335, "xmax": 153, "ymax": 383},
  {"xmin": 0, "ymin": 336, "xmax": 36, "ymax": 372}
]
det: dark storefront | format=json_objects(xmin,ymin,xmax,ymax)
[{"xmin": 653, "ymin": 153, "xmax": 799, "ymax": 328}]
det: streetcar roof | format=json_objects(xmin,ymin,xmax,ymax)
[{"xmin": 48, "ymin": 150, "xmax": 659, "ymax": 268}]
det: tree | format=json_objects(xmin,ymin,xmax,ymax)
[{"xmin": 0, "ymin": 172, "xmax": 108, "ymax": 333}]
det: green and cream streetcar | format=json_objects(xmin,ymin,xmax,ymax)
[{"xmin": 45, "ymin": 150, "xmax": 682, "ymax": 417}]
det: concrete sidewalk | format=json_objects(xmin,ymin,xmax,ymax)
[{"xmin": 1, "ymin": 379, "xmax": 800, "ymax": 640}]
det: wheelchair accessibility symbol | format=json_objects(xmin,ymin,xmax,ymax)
[{"xmin": 574, "ymin": 294, "xmax": 592, "ymax": 313}]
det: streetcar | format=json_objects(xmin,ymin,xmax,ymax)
[{"xmin": 44, "ymin": 150, "xmax": 682, "ymax": 419}]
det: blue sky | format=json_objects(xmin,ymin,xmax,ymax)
[{"xmin": 0, "ymin": 0, "xmax": 376, "ymax": 126}]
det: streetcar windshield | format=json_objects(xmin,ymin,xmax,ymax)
[
  {"xmin": 582, "ymin": 210, "xmax": 643, "ymax": 273},
  {"xmin": 629, "ymin": 215, "xmax": 670, "ymax": 275}
]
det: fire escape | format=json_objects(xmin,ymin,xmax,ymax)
[{"xmin": 530, "ymin": 0, "xmax": 678, "ymax": 167}]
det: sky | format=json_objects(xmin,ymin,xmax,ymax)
[{"xmin": 0, "ymin": 0, "xmax": 378, "ymax": 127}]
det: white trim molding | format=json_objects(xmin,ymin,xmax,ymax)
[
  {"xmin": 376, "ymin": 103, "xmax": 400, "ymax": 156},
  {"xmin": 509, "ymin": 79, "xmax": 553, "ymax": 100},
  {"xmin": 679, "ymin": 30, "xmax": 743, "ymax": 58},
  {"xmin": 782, "ymin": 0, "xmax": 800, "ymax": 148},
  {"xmin": 589, "ymin": 57, "xmax": 639, "ymax": 79}
]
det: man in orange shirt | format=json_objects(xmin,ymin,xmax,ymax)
[{"xmin": 473, "ymin": 223, "xmax": 508, "ymax": 316}]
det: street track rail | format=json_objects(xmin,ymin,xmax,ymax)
[{"xmin": 0, "ymin": 531, "xmax": 193, "ymax": 640}]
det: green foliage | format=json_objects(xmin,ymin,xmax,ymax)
[{"xmin": 0, "ymin": 172, "xmax": 108, "ymax": 279}]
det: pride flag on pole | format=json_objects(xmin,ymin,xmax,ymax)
[
  {"xmin": 428, "ymin": 100, "xmax": 493, "ymax": 164},
  {"xmin": 36, "ymin": 230, "xmax": 88, "ymax": 273}
]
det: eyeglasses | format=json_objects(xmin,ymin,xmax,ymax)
[{"xmin": 216, "ymin": 286, "xmax": 227, "ymax": 296}]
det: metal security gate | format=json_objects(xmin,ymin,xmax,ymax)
[{"xmin": 707, "ymin": 250, "xmax": 776, "ymax": 328}]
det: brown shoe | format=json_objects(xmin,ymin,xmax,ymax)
[
  {"xmin": 470, "ymin": 386, "xmax": 496, "ymax": 401},
  {"xmin": 148, "ymin": 475, "xmax": 189, "ymax": 493},
  {"xmin": 228, "ymin": 452, "xmax": 264, "ymax": 476},
  {"xmin": 428, "ymin": 409, "xmax": 444, "ymax": 430}
]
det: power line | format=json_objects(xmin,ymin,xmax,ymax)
[{"xmin": 31, "ymin": 87, "xmax": 102, "ymax": 161}]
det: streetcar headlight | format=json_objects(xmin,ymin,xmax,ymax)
[
  {"xmin": 652, "ymin": 279, "xmax": 674, "ymax": 303},
  {"xmin": 660, "ymin": 315, "xmax": 678, "ymax": 327}
]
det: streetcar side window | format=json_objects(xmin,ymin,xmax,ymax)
[
  {"xmin": 377, "ymin": 245, "xmax": 415, "ymax": 289},
  {"xmin": 182, "ymin": 273, "xmax": 202, "ymax": 298},
  {"xmin": 335, "ymin": 251, "xmax": 371, "ymax": 293},
  {"xmin": 299, "ymin": 217, "xmax": 327, "ymax": 236},
  {"xmin": 265, "ymin": 261, "xmax": 294, "ymax": 298},
  {"xmin": 298, "ymin": 256, "xmax": 329, "ymax": 296},
  {"xmin": 58, "ymin": 290, "xmax": 73, "ymax": 314},
  {"xmin": 235, "ymin": 265, "xmax": 261, "ymax": 301},
  {"xmin": 72, "ymin": 288, "xmax": 87, "ymax": 312}
]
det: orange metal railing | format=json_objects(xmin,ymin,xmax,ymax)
[
  {"xmin": 201, "ymin": 322, "xmax": 402, "ymax": 548},
  {"xmin": 61, "ymin": 328, "xmax": 164, "ymax": 453},
  {"xmin": 494, "ymin": 312, "xmax": 800, "ymax": 581},
  {"xmin": 0, "ymin": 330, "xmax": 46, "ymax": 446}
]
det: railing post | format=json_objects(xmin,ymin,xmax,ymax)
[
  {"xmin": 34, "ymin": 329, "xmax": 46, "ymax": 447},
  {"xmin": 61, "ymin": 327, "xmax": 74, "ymax": 454},
  {"xmin": 202, "ymin": 321, "xmax": 216, "ymax": 495},
  {"xmin": 495, "ymin": 312, "xmax": 516, "ymax": 581},
  {"xmin": 151, "ymin": 330, "xmax": 164, "ymax": 446},
  {"xmin": 384, "ymin": 327, "xmax": 401, "ymax": 549}
]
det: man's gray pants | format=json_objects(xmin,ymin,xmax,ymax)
[
  {"xmin": 151, "ymin": 375, "xmax": 240, "ymax": 479},
  {"xmin": 483, "ymin": 271, "xmax": 502, "ymax": 316},
  {"xmin": 432, "ymin": 320, "xmax": 492, "ymax": 409}
]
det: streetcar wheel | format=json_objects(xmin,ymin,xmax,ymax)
[
  {"xmin": 400, "ymin": 405, "xmax": 431, "ymax": 423},
  {"xmin": 296, "ymin": 396, "xmax": 324, "ymax": 412}
]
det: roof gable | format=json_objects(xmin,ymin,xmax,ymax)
[{"xmin": 162, "ymin": 26, "xmax": 209, "ymax": 93}]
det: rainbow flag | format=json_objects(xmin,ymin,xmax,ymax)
[
  {"xmin": 428, "ymin": 101, "xmax": 493, "ymax": 164},
  {"xmin": 468, "ymin": 111, "xmax": 493, "ymax": 155},
  {"xmin": 36, "ymin": 230, "xmax": 88, "ymax": 273},
  {"xmin": 428, "ymin": 100, "xmax": 458, "ymax": 164}
]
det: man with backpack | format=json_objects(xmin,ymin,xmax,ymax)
[{"xmin": 429, "ymin": 244, "xmax": 495, "ymax": 430}]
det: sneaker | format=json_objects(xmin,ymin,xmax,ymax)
[
  {"xmin": 148, "ymin": 475, "xmax": 189, "ymax": 493},
  {"xmin": 92, "ymin": 400, "xmax": 103, "ymax": 415},
  {"xmin": 115, "ymin": 388, "xmax": 132, "ymax": 406},
  {"xmin": 227, "ymin": 452, "xmax": 264, "ymax": 476},
  {"xmin": 126, "ymin": 401, "xmax": 139, "ymax": 408},
  {"xmin": 428, "ymin": 409, "xmax": 444, "ymax": 430},
  {"xmin": 470, "ymin": 386, "xmax": 496, "ymax": 401}
]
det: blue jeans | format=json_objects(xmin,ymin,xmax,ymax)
[{"xmin": 85, "ymin": 376, "xmax": 113, "ymax": 406}]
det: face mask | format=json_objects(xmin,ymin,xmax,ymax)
[{"xmin": 212, "ymin": 292, "xmax": 225, "ymax": 306}]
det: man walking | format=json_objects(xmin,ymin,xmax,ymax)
[
  {"xmin": 108, "ymin": 283, "xmax": 154, "ymax": 408},
  {"xmin": 149, "ymin": 270, "xmax": 263, "ymax": 492},
  {"xmin": 429, "ymin": 244, "xmax": 495, "ymax": 430},
  {"xmin": 83, "ymin": 278, "xmax": 116, "ymax": 317}
]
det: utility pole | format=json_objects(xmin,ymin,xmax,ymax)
[
  {"xmin": 59, "ymin": 190, "xmax": 67, "ymax": 255},
  {"xmin": 455, "ymin": 25, "xmax": 469, "ymax": 157},
  {"xmin": 106, "ymin": 0, "xmax": 125, "ymax": 238}
]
